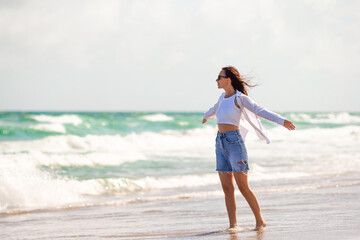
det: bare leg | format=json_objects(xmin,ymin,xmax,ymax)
[
  {"xmin": 218, "ymin": 171, "xmax": 237, "ymax": 228},
  {"xmin": 233, "ymin": 171, "xmax": 267, "ymax": 230}
]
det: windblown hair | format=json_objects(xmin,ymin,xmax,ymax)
[{"xmin": 222, "ymin": 66, "xmax": 258, "ymax": 96}]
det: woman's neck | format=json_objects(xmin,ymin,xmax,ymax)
[{"xmin": 224, "ymin": 87, "xmax": 236, "ymax": 98}]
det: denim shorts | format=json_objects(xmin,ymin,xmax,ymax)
[{"xmin": 215, "ymin": 129, "xmax": 249, "ymax": 172}]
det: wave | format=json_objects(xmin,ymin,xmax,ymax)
[
  {"xmin": 141, "ymin": 113, "xmax": 174, "ymax": 122},
  {"xmin": 29, "ymin": 123, "xmax": 67, "ymax": 133},
  {"xmin": 178, "ymin": 121, "xmax": 189, "ymax": 126},
  {"xmin": 0, "ymin": 157, "xmax": 221, "ymax": 214},
  {"xmin": 0, "ymin": 126, "xmax": 217, "ymax": 166},
  {"xmin": 0, "ymin": 157, "xmax": 314, "ymax": 215},
  {"xmin": 2, "ymin": 111, "xmax": 360, "ymax": 215},
  {"xmin": 0, "ymin": 159, "xmax": 84, "ymax": 214},
  {"xmin": 2, "ymin": 190, "xmax": 225, "ymax": 215},
  {"xmin": 2, "ymin": 162, "xmax": 357, "ymax": 215},
  {"xmin": 6, "ymin": 179, "xmax": 357, "ymax": 215},
  {"xmin": 289, "ymin": 112, "xmax": 360, "ymax": 124},
  {"xmin": 2, "ymin": 112, "xmax": 359, "ymax": 143},
  {"xmin": 1, "ymin": 125, "xmax": 360, "ymax": 167},
  {"xmin": 28, "ymin": 114, "xmax": 83, "ymax": 126}
]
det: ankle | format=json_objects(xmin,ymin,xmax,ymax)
[{"xmin": 256, "ymin": 219, "xmax": 267, "ymax": 226}]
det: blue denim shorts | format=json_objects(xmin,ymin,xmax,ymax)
[{"xmin": 215, "ymin": 129, "xmax": 249, "ymax": 172}]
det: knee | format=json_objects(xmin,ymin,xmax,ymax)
[
  {"xmin": 222, "ymin": 185, "xmax": 235, "ymax": 195},
  {"xmin": 238, "ymin": 184, "xmax": 251, "ymax": 194}
]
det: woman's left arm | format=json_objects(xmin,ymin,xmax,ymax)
[{"xmin": 240, "ymin": 94, "xmax": 296, "ymax": 130}]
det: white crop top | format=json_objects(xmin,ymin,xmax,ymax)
[
  {"xmin": 215, "ymin": 93, "xmax": 241, "ymax": 126},
  {"xmin": 203, "ymin": 90, "xmax": 286, "ymax": 144}
]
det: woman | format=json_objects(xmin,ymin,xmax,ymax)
[{"xmin": 202, "ymin": 66, "xmax": 296, "ymax": 232}]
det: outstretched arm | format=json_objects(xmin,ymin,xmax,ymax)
[
  {"xmin": 203, "ymin": 101, "xmax": 219, "ymax": 120},
  {"xmin": 240, "ymin": 94, "xmax": 295, "ymax": 130},
  {"xmin": 202, "ymin": 94, "xmax": 224, "ymax": 123}
]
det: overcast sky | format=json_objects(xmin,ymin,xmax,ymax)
[{"xmin": 1, "ymin": 0, "xmax": 359, "ymax": 112}]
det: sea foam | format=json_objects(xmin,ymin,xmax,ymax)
[
  {"xmin": 141, "ymin": 113, "xmax": 174, "ymax": 122},
  {"xmin": 28, "ymin": 114, "xmax": 83, "ymax": 125},
  {"xmin": 1, "ymin": 124, "xmax": 360, "ymax": 214},
  {"xmin": 29, "ymin": 123, "xmax": 67, "ymax": 133},
  {"xmin": 289, "ymin": 112, "xmax": 360, "ymax": 124}
]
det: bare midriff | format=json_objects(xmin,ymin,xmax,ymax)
[{"xmin": 217, "ymin": 123, "xmax": 239, "ymax": 133}]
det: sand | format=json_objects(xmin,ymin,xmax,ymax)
[{"xmin": 2, "ymin": 173, "xmax": 360, "ymax": 240}]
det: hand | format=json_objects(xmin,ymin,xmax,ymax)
[
  {"xmin": 202, "ymin": 118, "xmax": 207, "ymax": 124},
  {"xmin": 283, "ymin": 119, "xmax": 296, "ymax": 130}
]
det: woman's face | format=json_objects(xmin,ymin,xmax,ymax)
[{"xmin": 216, "ymin": 69, "xmax": 229, "ymax": 89}]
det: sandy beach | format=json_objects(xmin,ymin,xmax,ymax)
[{"xmin": 2, "ymin": 171, "xmax": 360, "ymax": 240}]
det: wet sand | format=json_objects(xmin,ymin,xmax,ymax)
[{"xmin": 2, "ymin": 173, "xmax": 360, "ymax": 240}]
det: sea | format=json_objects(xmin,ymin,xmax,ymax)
[{"xmin": 1, "ymin": 111, "xmax": 360, "ymax": 240}]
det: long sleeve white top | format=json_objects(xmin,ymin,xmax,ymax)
[{"xmin": 203, "ymin": 90, "xmax": 286, "ymax": 144}]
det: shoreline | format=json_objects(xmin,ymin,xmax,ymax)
[{"xmin": 2, "ymin": 176, "xmax": 360, "ymax": 240}]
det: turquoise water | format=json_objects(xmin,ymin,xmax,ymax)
[
  {"xmin": 0, "ymin": 112, "xmax": 205, "ymax": 141},
  {"xmin": 1, "ymin": 111, "xmax": 360, "ymax": 214},
  {"xmin": 1, "ymin": 111, "xmax": 358, "ymax": 141}
]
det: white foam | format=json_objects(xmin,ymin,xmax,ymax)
[
  {"xmin": 2, "ymin": 117, "xmax": 360, "ymax": 214},
  {"xmin": 0, "ymin": 158, "xmax": 221, "ymax": 213},
  {"xmin": 0, "ymin": 146, "xmax": 359, "ymax": 216},
  {"xmin": 0, "ymin": 126, "xmax": 218, "ymax": 166},
  {"xmin": 0, "ymin": 161, "xmax": 311, "ymax": 214},
  {"xmin": 245, "ymin": 125, "xmax": 360, "ymax": 175},
  {"xmin": 4, "ymin": 177, "xmax": 356, "ymax": 215},
  {"xmin": 1, "ymin": 125, "xmax": 360, "ymax": 170},
  {"xmin": 141, "ymin": 113, "xmax": 174, "ymax": 122},
  {"xmin": 29, "ymin": 123, "xmax": 67, "ymax": 133},
  {"xmin": 99, "ymin": 173, "xmax": 220, "ymax": 193},
  {"xmin": 1, "ymin": 160, "xmax": 351, "ymax": 214},
  {"xmin": 28, "ymin": 114, "xmax": 83, "ymax": 126},
  {"xmin": 0, "ymin": 159, "xmax": 85, "ymax": 213},
  {"xmin": 289, "ymin": 112, "xmax": 360, "ymax": 124}
]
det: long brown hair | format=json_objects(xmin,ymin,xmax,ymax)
[{"xmin": 222, "ymin": 66, "xmax": 258, "ymax": 96}]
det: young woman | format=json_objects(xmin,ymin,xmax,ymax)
[{"xmin": 202, "ymin": 66, "xmax": 296, "ymax": 232}]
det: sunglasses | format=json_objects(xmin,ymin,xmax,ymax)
[{"xmin": 216, "ymin": 75, "xmax": 227, "ymax": 81}]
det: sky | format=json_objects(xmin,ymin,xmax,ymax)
[{"xmin": 0, "ymin": 0, "xmax": 359, "ymax": 112}]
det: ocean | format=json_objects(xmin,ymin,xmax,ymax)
[{"xmin": 1, "ymin": 111, "xmax": 360, "ymax": 239}]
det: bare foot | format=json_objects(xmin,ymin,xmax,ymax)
[
  {"xmin": 225, "ymin": 226, "xmax": 240, "ymax": 233},
  {"xmin": 253, "ymin": 220, "xmax": 267, "ymax": 231}
]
